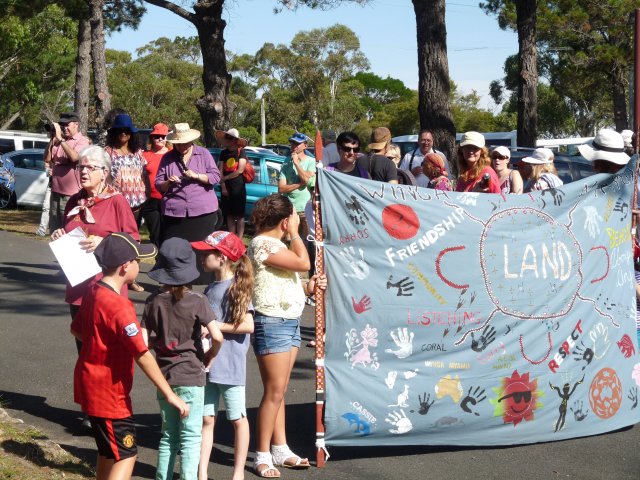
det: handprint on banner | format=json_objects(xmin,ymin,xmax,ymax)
[
  {"xmin": 345, "ymin": 195, "xmax": 369, "ymax": 225},
  {"xmin": 385, "ymin": 371, "xmax": 398, "ymax": 389},
  {"xmin": 385, "ymin": 409, "xmax": 413, "ymax": 434},
  {"xmin": 470, "ymin": 325, "xmax": 496, "ymax": 353},
  {"xmin": 573, "ymin": 341, "xmax": 594, "ymax": 370},
  {"xmin": 351, "ymin": 295, "xmax": 371, "ymax": 314},
  {"xmin": 340, "ymin": 246, "xmax": 370, "ymax": 280},
  {"xmin": 628, "ymin": 387, "xmax": 638, "ymax": 409},
  {"xmin": 418, "ymin": 392, "xmax": 435, "ymax": 415},
  {"xmin": 403, "ymin": 369, "xmax": 419, "ymax": 379},
  {"xmin": 589, "ymin": 323, "xmax": 611, "ymax": 360},
  {"xmin": 385, "ymin": 328, "xmax": 414, "ymax": 359},
  {"xmin": 540, "ymin": 188, "xmax": 565, "ymax": 207},
  {"xmin": 583, "ymin": 206, "xmax": 603, "ymax": 238},
  {"xmin": 386, "ymin": 275, "xmax": 415, "ymax": 296},
  {"xmin": 460, "ymin": 386, "xmax": 487, "ymax": 416},
  {"xmin": 570, "ymin": 400, "xmax": 588, "ymax": 421}
]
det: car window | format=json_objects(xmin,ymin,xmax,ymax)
[
  {"xmin": 11, "ymin": 153, "xmax": 44, "ymax": 170},
  {"xmin": 0, "ymin": 138, "xmax": 15, "ymax": 154},
  {"xmin": 265, "ymin": 160, "xmax": 282, "ymax": 186},
  {"xmin": 33, "ymin": 141, "xmax": 49, "ymax": 149}
]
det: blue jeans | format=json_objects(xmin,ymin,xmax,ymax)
[{"xmin": 156, "ymin": 386, "xmax": 204, "ymax": 480}]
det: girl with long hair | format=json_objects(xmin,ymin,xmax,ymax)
[
  {"xmin": 192, "ymin": 231, "xmax": 255, "ymax": 480},
  {"xmin": 519, "ymin": 148, "xmax": 563, "ymax": 192}
]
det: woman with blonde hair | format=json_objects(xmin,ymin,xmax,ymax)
[
  {"xmin": 455, "ymin": 131, "xmax": 500, "ymax": 193},
  {"xmin": 519, "ymin": 148, "xmax": 563, "ymax": 192}
]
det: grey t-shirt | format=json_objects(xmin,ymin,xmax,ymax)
[
  {"xmin": 205, "ymin": 278, "xmax": 254, "ymax": 386},
  {"xmin": 141, "ymin": 289, "xmax": 215, "ymax": 387}
]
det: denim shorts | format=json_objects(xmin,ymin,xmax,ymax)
[
  {"xmin": 203, "ymin": 383, "xmax": 246, "ymax": 420},
  {"xmin": 252, "ymin": 314, "xmax": 301, "ymax": 355}
]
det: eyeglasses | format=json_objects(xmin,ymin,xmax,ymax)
[
  {"xmin": 340, "ymin": 146, "xmax": 360, "ymax": 153},
  {"xmin": 151, "ymin": 135, "xmax": 166, "ymax": 140},
  {"xmin": 76, "ymin": 164, "xmax": 104, "ymax": 173},
  {"xmin": 492, "ymin": 155, "xmax": 509, "ymax": 160}
]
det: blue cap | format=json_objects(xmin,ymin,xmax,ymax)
[{"xmin": 288, "ymin": 132, "xmax": 309, "ymax": 144}]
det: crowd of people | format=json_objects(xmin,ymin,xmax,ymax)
[{"xmin": 43, "ymin": 109, "xmax": 635, "ymax": 479}]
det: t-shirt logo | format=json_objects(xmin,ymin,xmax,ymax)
[{"xmin": 124, "ymin": 323, "xmax": 139, "ymax": 337}]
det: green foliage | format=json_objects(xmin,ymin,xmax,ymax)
[
  {"xmin": 238, "ymin": 126, "xmax": 261, "ymax": 146},
  {"xmin": 107, "ymin": 36, "xmax": 204, "ymax": 129},
  {"xmin": 0, "ymin": 3, "xmax": 77, "ymax": 129}
]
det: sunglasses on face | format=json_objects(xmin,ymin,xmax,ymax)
[
  {"xmin": 492, "ymin": 155, "xmax": 509, "ymax": 160},
  {"xmin": 340, "ymin": 146, "xmax": 360, "ymax": 153},
  {"xmin": 113, "ymin": 130, "xmax": 131, "ymax": 136},
  {"xmin": 151, "ymin": 135, "xmax": 166, "ymax": 140},
  {"xmin": 76, "ymin": 164, "xmax": 104, "ymax": 173}
]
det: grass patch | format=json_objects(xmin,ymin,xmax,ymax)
[
  {"xmin": 0, "ymin": 209, "xmax": 42, "ymax": 239},
  {"xmin": 0, "ymin": 413, "xmax": 94, "ymax": 479}
]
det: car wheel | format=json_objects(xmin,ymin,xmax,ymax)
[{"xmin": 0, "ymin": 188, "xmax": 15, "ymax": 209}]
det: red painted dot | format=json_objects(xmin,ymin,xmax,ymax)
[{"xmin": 381, "ymin": 204, "xmax": 420, "ymax": 240}]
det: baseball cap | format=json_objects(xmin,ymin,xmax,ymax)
[
  {"xmin": 521, "ymin": 147, "xmax": 554, "ymax": 164},
  {"xmin": 191, "ymin": 231, "xmax": 246, "ymax": 262},
  {"xmin": 459, "ymin": 131, "xmax": 485, "ymax": 148},
  {"xmin": 491, "ymin": 146, "xmax": 511, "ymax": 158},
  {"xmin": 94, "ymin": 232, "xmax": 157, "ymax": 269},
  {"xmin": 368, "ymin": 127, "xmax": 391, "ymax": 150},
  {"xmin": 58, "ymin": 112, "xmax": 80, "ymax": 123}
]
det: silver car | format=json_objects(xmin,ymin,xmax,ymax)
[{"xmin": 0, "ymin": 148, "xmax": 47, "ymax": 208}]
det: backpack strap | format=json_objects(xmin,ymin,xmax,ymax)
[{"xmin": 408, "ymin": 148, "xmax": 418, "ymax": 170}]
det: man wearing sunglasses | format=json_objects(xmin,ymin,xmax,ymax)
[{"xmin": 44, "ymin": 111, "xmax": 90, "ymax": 232}]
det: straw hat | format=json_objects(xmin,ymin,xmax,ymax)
[{"xmin": 167, "ymin": 123, "xmax": 200, "ymax": 144}]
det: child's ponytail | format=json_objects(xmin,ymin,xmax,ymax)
[{"xmin": 226, "ymin": 254, "xmax": 254, "ymax": 328}]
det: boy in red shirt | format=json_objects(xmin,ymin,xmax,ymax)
[{"xmin": 71, "ymin": 232, "xmax": 189, "ymax": 480}]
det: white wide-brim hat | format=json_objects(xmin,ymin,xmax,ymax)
[
  {"xmin": 214, "ymin": 128, "xmax": 248, "ymax": 148},
  {"xmin": 522, "ymin": 147, "xmax": 554, "ymax": 164},
  {"xmin": 167, "ymin": 123, "xmax": 200, "ymax": 144},
  {"xmin": 578, "ymin": 128, "xmax": 630, "ymax": 166}
]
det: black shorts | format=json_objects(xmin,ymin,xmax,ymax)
[{"xmin": 89, "ymin": 416, "xmax": 137, "ymax": 460}]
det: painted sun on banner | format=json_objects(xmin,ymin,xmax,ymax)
[{"xmin": 318, "ymin": 159, "xmax": 640, "ymax": 446}]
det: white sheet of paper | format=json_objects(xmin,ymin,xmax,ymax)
[{"xmin": 49, "ymin": 227, "xmax": 102, "ymax": 287}]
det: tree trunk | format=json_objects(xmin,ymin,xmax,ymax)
[
  {"xmin": 515, "ymin": 0, "xmax": 537, "ymax": 147},
  {"xmin": 610, "ymin": 63, "xmax": 628, "ymax": 131},
  {"xmin": 88, "ymin": 0, "xmax": 111, "ymax": 136},
  {"xmin": 193, "ymin": 1, "xmax": 232, "ymax": 146},
  {"xmin": 74, "ymin": 17, "xmax": 91, "ymax": 133},
  {"xmin": 412, "ymin": 0, "xmax": 456, "ymax": 175}
]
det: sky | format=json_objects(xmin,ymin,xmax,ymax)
[{"xmin": 106, "ymin": 0, "xmax": 518, "ymax": 110}]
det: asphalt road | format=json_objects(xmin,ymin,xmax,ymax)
[{"xmin": 0, "ymin": 229, "xmax": 638, "ymax": 479}]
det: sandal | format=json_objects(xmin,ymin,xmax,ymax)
[
  {"xmin": 271, "ymin": 444, "xmax": 310, "ymax": 469},
  {"xmin": 253, "ymin": 451, "xmax": 280, "ymax": 478}
]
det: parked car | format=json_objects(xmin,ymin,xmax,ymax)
[
  {"xmin": 208, "ymin": 147, "xmax": 286, "ymax": 219},
  {"xmin": 260, "ymin": 143, "xmax": 315, "ymax": 158},
  {"xmin": 507, "ymin": 147, "xmax": 594, "ymax": 185},
  {"xmin": 0, "ymin": 130, "xmax": 49, "ymax": 154},
  {"xmin": 0, "ymin": 149, "xmax": 48, "ymax": 208}
]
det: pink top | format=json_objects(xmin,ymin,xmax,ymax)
[
  {"xmin": 62, "ymin": 191, "xmax": 139, "ymax": 305},
  {"xmin": 455, "ymin": 166, "xmax": 501, "ymax": 193},
  {"xmin": 50, "ymin": 133, "xmax": 91, "ymax": 196}
]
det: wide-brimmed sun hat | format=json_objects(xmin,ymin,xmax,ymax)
[
  {"xmin": 521, "ymin": 147, "xmax": 554, "ymax": 165},
  {"xmin": 578, "ymin": 128, "xmax": 630, "ymax": 166},
  {"xmin": 148, "ymin": 237, "xmax": 200, "ymax": 286},
  {"xmin": 108, "ymin": 114, "xmax": 138, "ymax": 133},
  {"xmin": 368, "ymin": 127, "xmax": 392, "ymax": 150},
  {"xmin": 459, "ymin": 131, "xmax": 485, "ymax": 148},
  {"xmin": 215, "ymin": 128, "xmax": 248, "ymax": 148},
  {"xmin": 191, "ymin": 231, "xmax": 246, "ymax": 262},
  {"xmin": 167, "ymin": 123, "xmax": 200, "ymax": 144}
]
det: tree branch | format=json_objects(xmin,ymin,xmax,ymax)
[{"xmin": 143, "ymin": 0, "xmax": 196, "ymax": 23}]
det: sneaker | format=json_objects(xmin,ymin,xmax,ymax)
[{"xmin": 35, "ymin": 228, "xmax": 46, "ymax": 237}]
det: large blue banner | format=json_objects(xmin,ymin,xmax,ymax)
[{"xmin": 319, "ymin": 161, "xmax": 640, "ymax": 446}]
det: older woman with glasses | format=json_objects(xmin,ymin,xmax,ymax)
[{"xmin": 490, "ymin": 146, "xmax": 522, "ymax": 194}]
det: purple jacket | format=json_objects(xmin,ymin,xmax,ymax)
[{"xmin": 156, "ymin": 145, "xmax": 221, "ymax": 217}]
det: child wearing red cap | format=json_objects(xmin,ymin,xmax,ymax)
[{"xmin": 192, "ymin": 231, "xmax": 255, "ymax": 480}]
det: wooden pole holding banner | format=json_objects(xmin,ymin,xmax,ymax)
[
  {"xmin": 633, "ymin": 10, "xmax": 640, "ymax": 253},
  {"xmin": 313, "ymin": 130, "xmax": 327, "ymax": 467}
]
